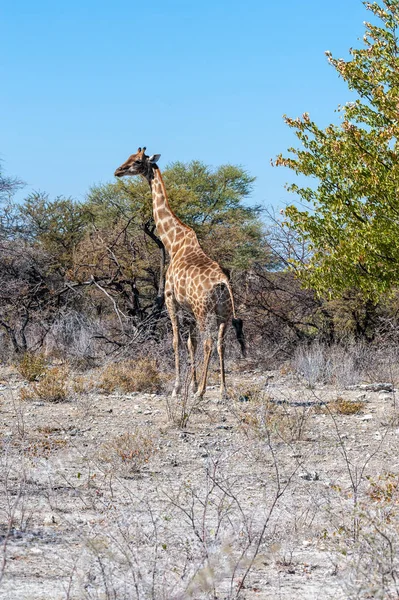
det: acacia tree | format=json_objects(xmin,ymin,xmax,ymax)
[
  {"xmin": 276, "ymin": 0, "xmax": 399, "ymax": 299},
  {"xmin": 20, "ymin": 193, "xmax": 89, "ymax": 271},
  {"xmin": 0, "ymin": 161, "xmax": 24, "ymax": 238}
]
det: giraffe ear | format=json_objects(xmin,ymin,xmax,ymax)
[{"xmin": 149, "ymin": 154, "xmax": 161, "ymax": 163}]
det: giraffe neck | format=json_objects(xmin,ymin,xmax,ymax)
[{"xmin": 149, "ymin": 168, "xmax": 191, "ymax": 256}]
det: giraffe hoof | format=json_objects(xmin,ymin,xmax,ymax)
[{"xmin": 217, "ymin": 390, "xmax": 230, "ymax": 404}]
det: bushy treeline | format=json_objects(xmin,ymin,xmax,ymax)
[
  {"xmin": 6, "ymin": 2, "xmax": 399, "ymax": 364},
  {"xmin": 2, "ymin": 154, "xmax": 399, "ymax": 366},
  {"xmin": 0, "ymin": 160, "xmax": 269, "ymax": 361}
]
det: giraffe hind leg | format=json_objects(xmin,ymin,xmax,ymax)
[
  {"xmin": 217, "ymin": 321, "xmax": 228, "ymax": 400},
  {"xmin": 195, "ymin": 335, "xmax": 213, "ymax": 399}
]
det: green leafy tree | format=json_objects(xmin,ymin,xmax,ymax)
[
  {"xmin": 19, "ymin": 193, "xmax": 89, "ymax": 271},
  {"xmin": 276, "ymin": 0, "xmax": 399, "ymax": 299}
]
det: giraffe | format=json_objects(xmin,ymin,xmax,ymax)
[{"xmin": 114, "ymin": 147, "xmax": 245, "ymax": 399}]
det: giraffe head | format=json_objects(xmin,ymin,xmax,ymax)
[{"xmin": 114, "ymin": 147, "xmax": 161, "ymax": 180}]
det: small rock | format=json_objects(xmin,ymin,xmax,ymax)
[
  {"xmin": 43, "ymin": 514, "xmax": 57, "ymax": 526},
  {"xmin": 361, "ymin": 414, "xmax": 373, "ymax": 421},
  {"xmin": 379, "ymin": 393, "xmax": 392, "ymax": 401},
  {"xmin": 356, "ymin": 393, "xmax": 366, "ymax": 401},
  {"xmin": 359, "ymin": 383, "xmax": 393, "ymax": 392},
  {"xmin": 299, "ymin": 471, "xmax": 320, "ymax": 481},
  {"xmin": 239, "ymin": 395, "xmax": 250, "ymax": 402}
]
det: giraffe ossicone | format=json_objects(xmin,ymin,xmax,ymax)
[{"xmin": 114, "ymin": 147, "xmax": 245, "ymax": 400}]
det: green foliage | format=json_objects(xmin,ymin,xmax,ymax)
[
  {"xmin": 86, "ymin": 160, "xmax": 265, "ymax": 271},
  {"xmin": 276, "ymin": 0, "xmax": 399, "ymax": 298},
  {"xmin": 20, "ymin": 193, "xmax": 89, "ymax": 270}
]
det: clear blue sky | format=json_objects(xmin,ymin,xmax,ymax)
[{"xmin": 2, "ymin": 0, "xmax": 368, "ymax": 209}]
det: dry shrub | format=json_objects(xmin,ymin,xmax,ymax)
[
  {"xmin": 292, "ymin": 342, "xmax": 367, "ymax": 388},
  {"xmin": 98, "ymin": 430, "xmax": 156, "ymax": 475},
  {"xmin": 99, "ymin": 358, "xmax": 164, "ymax": 394},
  {"xmin": 330, "ymin": 397, "xmax": 363, "ymax": 415},
  {"xmin": 17, "ymin": 352, "xmax": 47, "ymax": 382},
  {"xmin": 366, "ymin": 472, "xmax": 399, "ymax": 506},
  {"xmin": 23, "ymin": 434, "xmax": 68, "ymax": 458},
  {"xmin": 20, "ymin": 366, "xmax": 69, "ymax": 402},
  {"xmin": 71, "ymin": 373, "xmax": 96, "ymax": 395},
  {"xmin": 237, "ymin": 386, "xmax": 311, "ymax": 442}
]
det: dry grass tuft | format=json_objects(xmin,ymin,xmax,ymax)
[
  {"xmin": 23, "ymin": 435, "xmax": 68, "ymax": 458},
  {"xmin": 366, "ymin": 472, "xmax": 399, "ymax": 505},
  {"xmin": 17, "ymin": 352, "xmax": 47, "ymax": 382},
  {"xmin": 237, "ymin": 386, "xmax": 311, "ymax": 442},
  {"xmin": 98, "ymin": 430, "xmax": 156, "ymax": 475},
  {"xmin": 330, "ymin": 397, "xmax": 363, "ymax": 415},
  {"xmin": 34, "ymin": 367, "xmax": 69, "ymax": 402},
  {"xmin": 71, "ymin": 373, "xmax": 96, "ymax": 395},
  {"xmin": 99, "ymin": 358, "xmax": 164, "ymax": 394},
  {"xmin": 20, "ymin": 366, "xmax": 69, "ymax": 402}
]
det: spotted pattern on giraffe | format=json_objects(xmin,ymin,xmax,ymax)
[{"xmin": 114, "ymin": 148, "xmax": 245, "ymax": 399}]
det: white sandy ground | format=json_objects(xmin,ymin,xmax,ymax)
[{"xmin": 1, "ymin": 365, "xmax": 398, "ymax": 599}]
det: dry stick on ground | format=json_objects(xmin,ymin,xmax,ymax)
[
  {"xmin": 0, "ymin": 483, "xmax": 22, "ymax": 586},
  {"xmin": 163, "ymin": 441, "xmax": 300, "ymax": 598},
  {"xmin": 314, "ymin": 389, "xmax": 390, "ymax": 543},
  {"xmin": 234, "ymin": 429, "xmax": 301, "ymax": 597}
]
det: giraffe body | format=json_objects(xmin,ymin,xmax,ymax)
[{"xmin": 115, "ymin": 148, "xmax": 244, "ymax": 399}]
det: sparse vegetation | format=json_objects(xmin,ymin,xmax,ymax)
[
  {"xmin": 99, "ymin": 358, "xmax": 164, "ymax": 394},
  {"xmin": 20, "ymin": 366, "xmax": 69, "ymax": 402},
  {"xmin": 4, "ymin": 4, "xmax": 399, "ymax": 599},
  {"xmin": 236, "ymin": 386, "xmax": 312, "ymax": 442},
  {"xmin": 330, "ymin": 397, "xmax": 364, "ymax": 415},
  {"xmin": 17, "ymin": 353, "xmax": 47, "ymax": 382},
  {"xmin": 98, "ymin": 430, "xmax": 156, "ymax": 475}
]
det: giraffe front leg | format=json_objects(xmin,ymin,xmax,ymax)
[
  {"xmin": 187, "ymin": 325, "xmax": 198, "ymax": 394},
  {"xmin": 195, "ymin": 336, "xmax": 213, "ymax": 399},
  {"xmin": 165, "ymin": 295, "xmax": 181, "ymax": 397}
]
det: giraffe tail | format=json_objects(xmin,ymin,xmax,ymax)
[
  {"xmin": 232, "ymin": 317, "xmax": 246, "ymax": 357},
  {"xmin": 223, "ymin": 280, "xmax": 246, "ymax": 357}
]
